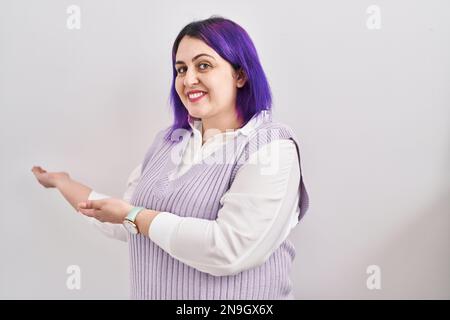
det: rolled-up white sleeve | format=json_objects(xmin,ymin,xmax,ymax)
[
  {"xmin": 81, "ymin": 163, "xmax": 142, "ymax": 242},
  {"xmin": 148, "ymin": 139, "xmax": 300, "ymax": 276}
]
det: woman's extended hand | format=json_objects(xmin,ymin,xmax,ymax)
[
  {"xmin": 77, "ymin": 198, "xmax": 134, "ymax": 224},
  {"xmin": 31, "ymin": 166, "xmax": 70, "ymax": 188}
]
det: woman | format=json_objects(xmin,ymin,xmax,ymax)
[{"xmin": 31, "ymin": 16, "xmax": 310, "ymax": 299}]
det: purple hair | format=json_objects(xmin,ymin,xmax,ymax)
[{"xmin": 164, "ymin": 16, "xmax": 273, "ymax": 140}]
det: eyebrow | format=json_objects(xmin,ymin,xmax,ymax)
[{"xmin": 175, "ymin": 53, "xmax": 215, "ymax": 65}]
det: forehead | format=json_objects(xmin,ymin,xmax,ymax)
[{"xmin": 175, "ymin": 36, "xmax": 218, "ymax": 61}]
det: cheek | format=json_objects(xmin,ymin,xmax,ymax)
[
  {"xmin": 212, "ymin": 82, "xmax": 234, "ymax": 101},
  {"xmin": 175, "ymin": 80, "xmax": 184, "ymax": 98},
  {"xmin": 213, "ymin": 74, "xmax": 235, "ymax": 94}
]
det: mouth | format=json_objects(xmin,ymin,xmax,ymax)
[{"xmin": 187, "ymin": 91, "xmax": 208, "ymax": 103}]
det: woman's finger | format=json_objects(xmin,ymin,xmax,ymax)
[
  {"xmin": 31, "ymin": 166, "xmax": 46, "ymax": 174},
  {"xmin": 78, "ymin": 208, "xmax": 98, "ymax": 217},
  {"xmin": 83, "ymin": 200, "xmax": 103, "ymax": 210},
  {"xmin": 78, "ymin": 200, "xmax": 102, "ymax": 209},
  {"xmin": 79, "ymin": 202, "xmax": 91, "ymax": 209}
]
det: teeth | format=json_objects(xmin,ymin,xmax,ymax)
[{"xmin": 188, "ymin": 92, "xmax": 206, "ymax": 99}]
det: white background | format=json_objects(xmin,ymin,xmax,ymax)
[{"xmin": 0, "ymin": 0, "xmax": 449, "ymax": 299}]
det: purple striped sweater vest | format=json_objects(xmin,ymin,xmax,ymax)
[{"xmin": 129, "ymin": 115, "xmax": 310, "ymax": 299}]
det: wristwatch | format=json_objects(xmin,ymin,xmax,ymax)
[{"xmin": 123, "ymin": 206, "xmax": 146, "ymax": 234}]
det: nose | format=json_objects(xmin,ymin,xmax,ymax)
[{"xmin": 183, "ymin": 68, "xmax": 200, "ymax": 87}]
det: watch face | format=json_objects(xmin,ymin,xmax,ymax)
[{"xmin": 123, "ymin": 220, "xmax": 138, "ymax": 234}]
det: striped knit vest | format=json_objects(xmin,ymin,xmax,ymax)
[{"xmin": 129, "ymin": 115, "xmax": 310, "ymax": 299}]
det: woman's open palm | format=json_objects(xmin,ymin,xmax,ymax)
[{"xmin": 31, "ymin": 166, "xmax": 70, "ymax": 188}]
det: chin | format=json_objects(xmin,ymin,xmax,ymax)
[{"xmin": 187, "ymin": 106, "xmax": 210, "ymax": 118}]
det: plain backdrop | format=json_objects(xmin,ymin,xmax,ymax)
[{"xmin": 0, "ymin": 0, "xmax": 449, "ymax": 299}]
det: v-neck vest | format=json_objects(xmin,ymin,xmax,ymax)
[{"xmin": 129, "ymin": 117, "xmax": 310, "ymax": 299}]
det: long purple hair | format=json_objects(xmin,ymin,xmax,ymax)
[{"xmin": 165, "ymin": 16, "xmax": 273, "ymax": 140}]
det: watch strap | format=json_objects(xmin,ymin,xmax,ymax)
[{"xmin": 126, "ymin": 206, "xmax": 146, "ymax": 222}]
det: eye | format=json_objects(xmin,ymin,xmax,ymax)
[
  {"xmin": 176, "ymin": 63, "xmax": 211, "ymax": 75},
  {"xmin": 176, "ymin": 66, "xmax": 186, "ymax": 74},
  {"xmin": 198, "ymin": 63, "xmax": 210, "ymax": 70}
]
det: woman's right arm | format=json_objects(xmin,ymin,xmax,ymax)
[
  {"xmin": 31, "ymin": 166, "xmax": 92, "ymax": 211},
  {"xmin": 31, "ymin": 165, "xmax": 140, "ymax": 242},
  {"xmin": 55, "ymin": 177, "xmax": 92, "ymax": 212}
]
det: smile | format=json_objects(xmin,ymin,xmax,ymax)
[{"xmin": 188, "ymin": 92, "xmax": 207, "ymax": 103}]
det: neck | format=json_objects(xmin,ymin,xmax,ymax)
[{"xmin": 201, "ymin": 110, "xmax": 243, "ymax": 142}]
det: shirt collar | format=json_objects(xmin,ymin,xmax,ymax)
[{"xmin": 187, "ymin": 110, "xmax": 272, "ymax": 138}]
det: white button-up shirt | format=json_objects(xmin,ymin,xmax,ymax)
[{"xmin": 82, "ymin": 111, "xmax": 301, "ymax": 276}]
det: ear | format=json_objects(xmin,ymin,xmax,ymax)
[{"xmin": 235, "ymin": 68, "xmax": 247, "ymax": 88}]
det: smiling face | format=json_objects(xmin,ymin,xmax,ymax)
[{"xmin": 174, "ymin": 36, "xmax": 246, "ymax": 130}]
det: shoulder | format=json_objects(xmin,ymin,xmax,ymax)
[
  {"xmin": 233, "ymin": 119, "xmax": 302, "ymax": 167},
  {"xmin": 161, "ymin": 125, "xmax": 193, "ymax": 143},
  {"xmin": 249, "ymin": 120, "xmax": 298, "ymax": 141},
  {"xmin": 158, "ymin": 125, "xmax": 174, "ymax": 142},
  {"xmin": 243, "ymin": 120, "xmax": 298, "ymax": 152},
  {"xmin": 257, "ymin": 119, "xmax": 295, "ymax": 131},
  {"xmin": 140, "ymin": 125, "xmax": 173, "ymax": 170}
]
